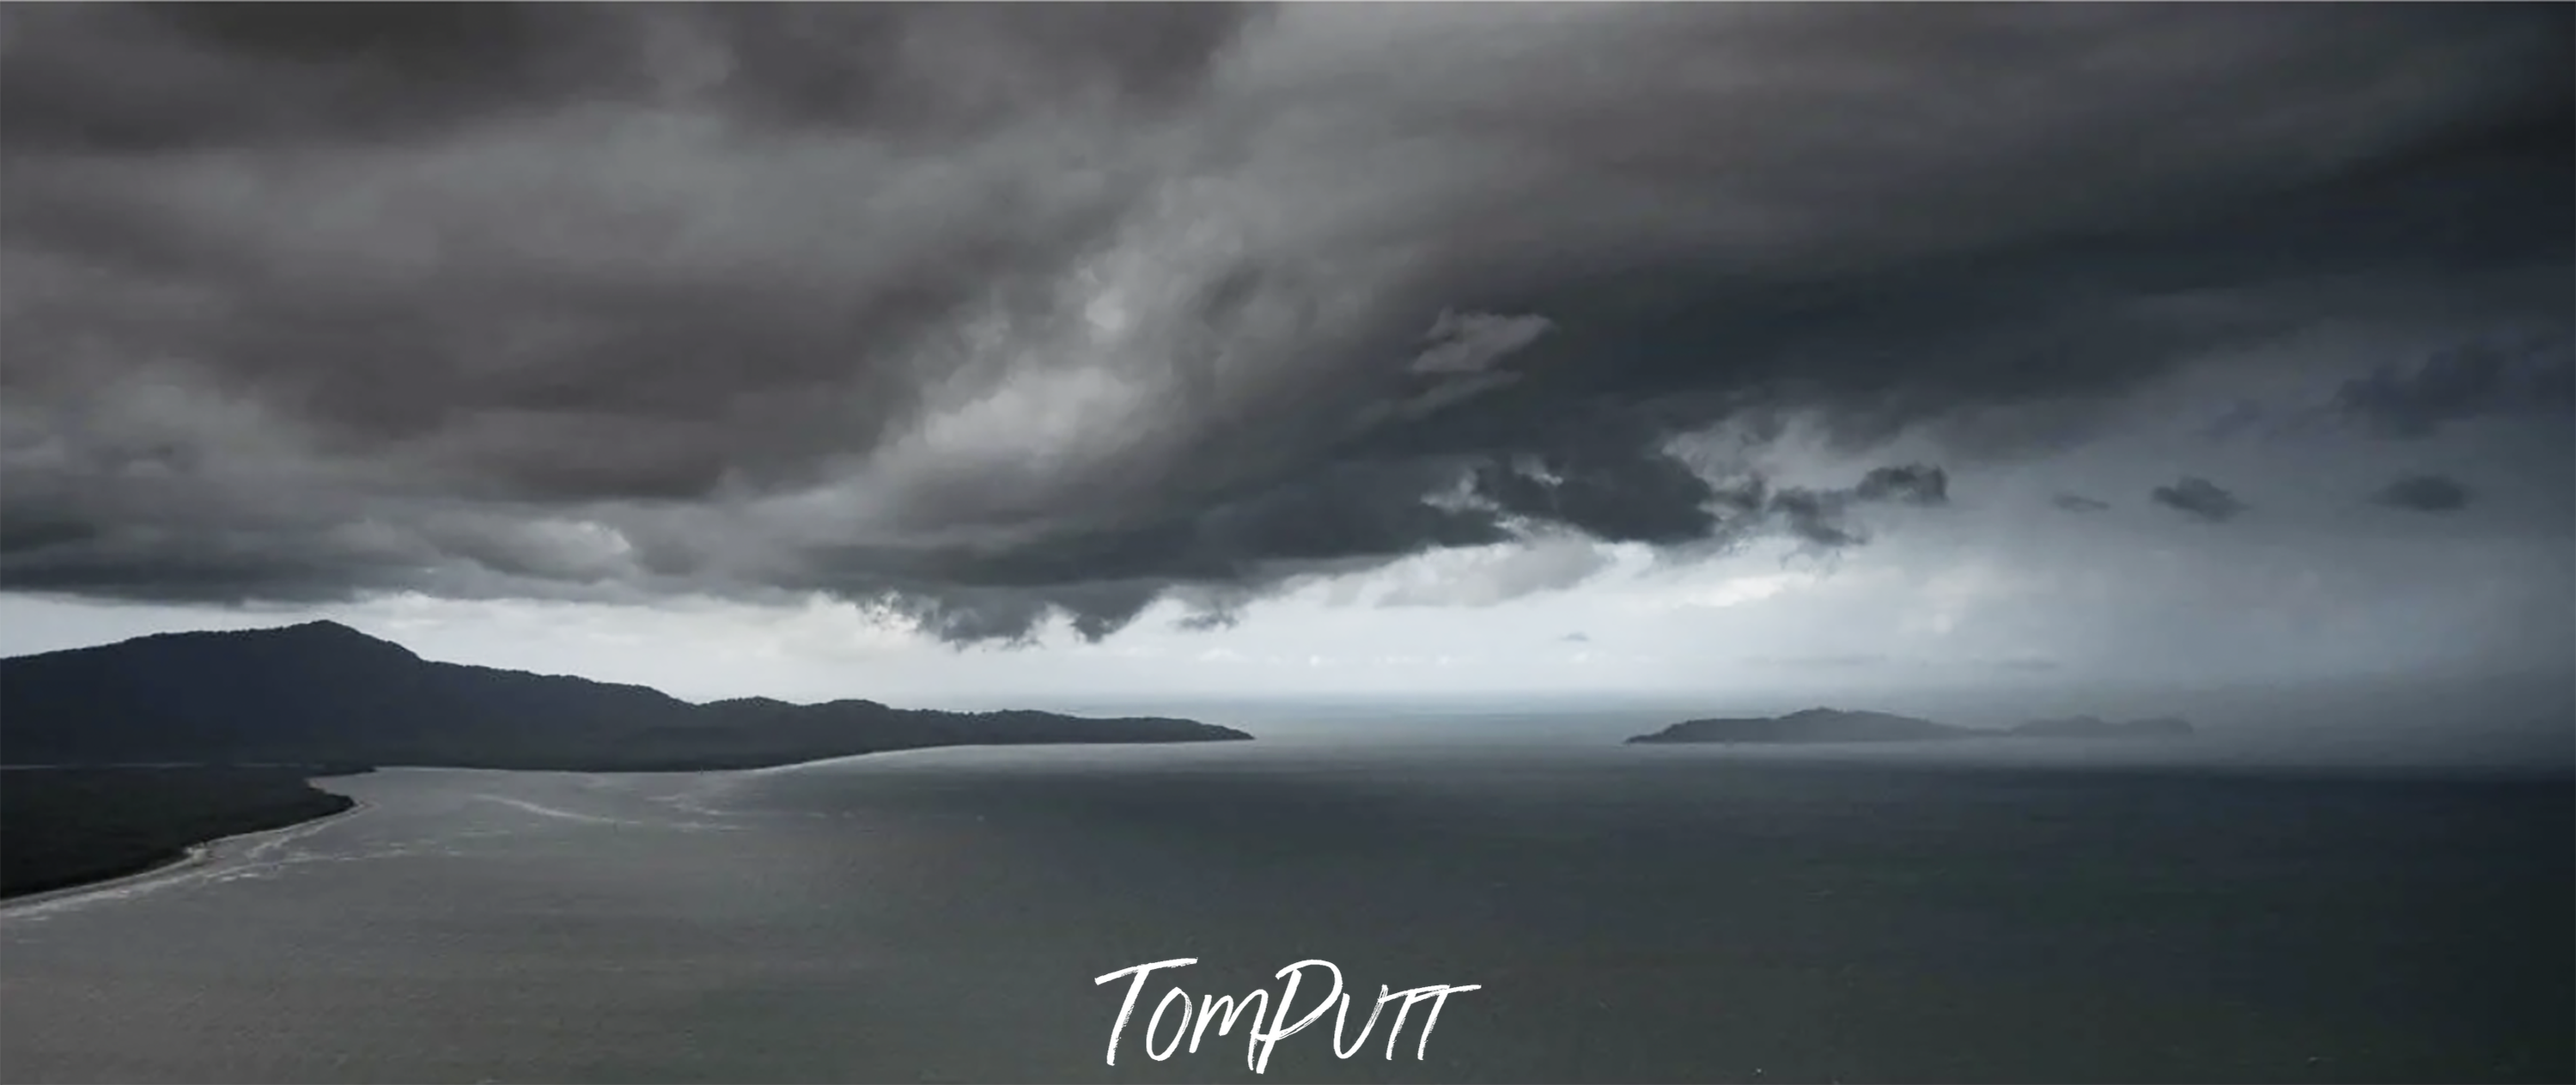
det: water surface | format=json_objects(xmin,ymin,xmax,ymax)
[{"xmin": 3, "ymin": 741, "xmax": 2567, "ymax": 1083}]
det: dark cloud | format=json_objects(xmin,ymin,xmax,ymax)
[
  {"xmin": 1468, "ymin": 430, "xmax": 1726, "ymax": 546},
  {"xmin": 1749, "ymin": 465, "xmax": 1954, "ymax": 552},
  {"xmin": 0, "ymin": 4, "xmax": 1264, "ymax": 153},
  {"xmin": 2151, "ymin": 478, "xmax": 2250, "ymax": 524},
  {"xmin": 2335, "ymin": 331, "xmax": 2576, "ymax": 439},
  {"xmin": 1854, "ymin": 464, "xmax": 1949, "ymax": 506},
  {"xmin": 1561, "ymin": 632, "xmax": 1590, "ymax": 643},
  {"xmin": 697, "ymin": 3, "xmax": 1264, "ymax": 137},
  {"xmin": 0, "ymin": 4, "xmax": 551, "ymax": 152},
  {"xmin": 2, "ymin": 4, "xmax": 2568, "ymax": 643},
  {"xmin": 2052, "ymin": 494, "xmax": 2112, "ymax": 514},
  {"xmin": 880, "ymin": 580, "xmax": 1165, "ymax": 649},
  {"xmin": 2371, "ymin": 473, "xmax": 2475, "ymax": 513}
]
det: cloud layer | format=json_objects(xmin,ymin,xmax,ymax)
[{"xmin": 3, "ymin": 4, "xmax": 2570, "ymax": 643}]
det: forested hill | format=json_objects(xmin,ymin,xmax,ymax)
[
  {"xmin": 0, "ymin": 766, "xmax": 361, "ymax": 899},
  {"xmin": 0, "ymin": 621, "xmax": 1251, "ymax": 771}
]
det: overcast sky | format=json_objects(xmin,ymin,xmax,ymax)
[{"xmin": 2, "ymin": 3, "xmax": 2568, "ymax": 710}]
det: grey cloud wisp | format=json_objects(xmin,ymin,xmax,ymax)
[
  {"xmin": 3, "ymin": 4, "xmax": 2569, "ymax": 643},
  {"xmin": 2152, "ymin": 478, "xmax": 2250, "ymax": 524},
  {"xmin": 2372, "ymin": 473, "xmax": 2475, "ymax": 514}
]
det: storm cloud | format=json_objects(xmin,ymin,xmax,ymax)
[
  {"xmin": 2335, "ymin": 332, "xmax": 2576, "ymax": 439},
  {"xmin": 2152, "ymin": 478, "xmax": 2250, "ymax": 524},
  {"xmin": 3, "ymin": 4, "xmax": 2569, "ymax": 643},
  {"xmin": 2372, "ymin": 473, "xmax": 2476, "ymax": 513}
]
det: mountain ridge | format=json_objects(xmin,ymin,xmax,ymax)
[{"xmin": 0, "ymin": 622, "xmax": 1252, "ymax": 771}]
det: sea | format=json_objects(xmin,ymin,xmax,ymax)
[{"xmin": 2, "ymin": 720, "xmax": 2569, "ymax": 1084}]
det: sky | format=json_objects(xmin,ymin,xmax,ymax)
[{"xmin": 1, "ymin": 3, "xmax": 2570, "ymax": 713}]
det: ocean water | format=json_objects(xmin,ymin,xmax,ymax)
[{"xmin": 2, "ymin": 740, "xmax": 2568, "ymax": 1083}]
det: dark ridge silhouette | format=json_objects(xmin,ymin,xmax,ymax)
[
  {"xmin": 1626, "ymin": 707, "xmax": 2198, "ymax": 745},
  {"xmin": 0, "ymin": 621, "xmax": 1253, "ymax": 771},
  {"xmin": 2009, "ymin": 715, "xmax": 2197, "ymax": 739}
]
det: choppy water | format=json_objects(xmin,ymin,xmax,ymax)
[{"xmin": 3, "ymin": 741, "xmax": 2568, "ymax": 1083}]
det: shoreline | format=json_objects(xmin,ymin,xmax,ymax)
[{"xmin": 0, "ymin": 791, "xmax": 370, "ymax": 914}]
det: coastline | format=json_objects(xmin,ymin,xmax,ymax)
[
  {"xmin": 0, "ymin": 738, "xmax": 1246, "ymax": 905},
  {"xmin": 0, "ymin": 790, "xmax": 369, "ymax": 913}
]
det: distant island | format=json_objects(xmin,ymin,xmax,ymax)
[
  {"xmin": 1625, "ymin": 707, "xmax": 2195, "ymax": 745},
  {"xmin": 2007, "ymin": 715, "xmax": 2196, "ymax": 740},
  {"xmin": 0, "ymin": 620, "xmax": 1254, "ymax": 772},
  {"xmin": 1626, "ymin": 708, "xmax": 1969, "ymax": 745},
  {"xmin": 0, "ymin": 621, "xmax": 1253, "ymax": 899}
]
